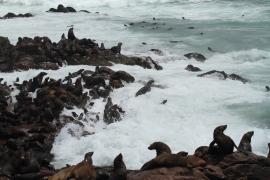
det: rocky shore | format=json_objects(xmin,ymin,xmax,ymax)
[{"xmin": 0, "ymin": 15, "xmax": 269, "ymax": 179}]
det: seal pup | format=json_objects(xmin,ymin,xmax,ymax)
[
  {"xmin": 110, "ymin": 153, "xmax": 127, "ymax": 180},
  {"xmin": 111, "ymin": 42, "xmax": 122, "ymax": 54},
  {"xmin": 238, "ymin": 131, "xmax": 254, "ymax": 152},
  {"xmin": 68, "ymin": 27, "xmax": 76, "ymax": 40},
  {"xmin": 208, "ymin": 125, "xmax": 238, "ymax": 155},
  {"xmin": 135, "ymin": 80, "xmax": 154, "ymax": 97},
  {"xmin": 148, "ymin": 142, "xmax": 172, "ymax": 156}
]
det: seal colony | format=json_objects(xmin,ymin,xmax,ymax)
[{"xmin": 0, "ymin": 9, "xmax": 270, "ymax": 180}]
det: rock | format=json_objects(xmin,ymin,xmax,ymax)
[
  {"xmin": 103, "ymin": 97, "xmax": 125, "ymax": 124},
  {"xmin": 198, "ymin": 71, "xmax": 248, "ymax": 83},
  {"xmin": 204, "ymin": 165, "xmax": 225, "ymax": 180},
  {"xmin": 110, "ymin": 71, "xmax": 135, "ymax": 83},
  {"xmin": 135, "ymin": 80, "xmax": 154, "ymax": 97},
  {"xmin": 128, "ymin": 167, "xmax": 208, "ymax": 180},
  {"xmin": 185, "ymin": 64, "xmax": 202, "ymax": 72},
  {"xmin": 223, "ymin": 164, "xmax": 270, "ymax": 180},
  {"xmin": 228, "ymin": 74, "xmax": 248, "ymax": 84},
  {"xmin": 1, "ymin": 12, "xmax": 33, "ymax": 19},
  {"xmin": 218, "ymin": 152, "xmax": 270, "ymax": 169},
  {"xmin": 47, "ymin": 4, "xmax": 77, "ymax": 13},
  {"xmin": 198, "ymin": 70, "xmax": 228, "ymax": 80},
  {"xmin": 184, "ymin": 53, "xmax": 206, "ymax": 62}
]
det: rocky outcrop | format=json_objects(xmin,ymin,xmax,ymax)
[
  {"xmin": 185, "ymin": 64, "xmax": 202, "ymax": 72},
  {"xmin": 0, "ymin": 29, "xmax": 162, "ymax": 72},
  {"xmin": 184, "ymin": 52, "xmax": 206, "ymax": 62},
  {"xmin": 0, "ymin": 66, "xmax": 133, "ymax": 179},
  {"xmin": 0, "ymin": 13, "xmax": 33, "ymax": 20},
  {"xmin": 198, "ymin": 70, "xmax": 248, "ymax": 83}
]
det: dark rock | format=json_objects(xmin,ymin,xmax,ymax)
[
  {"xmin": 103, "ymin": 97, "xmax": 125, "ymax": 124},
  {"xmin": 2, "ymin": 12, "xmax": 33, "ymax": 19},
  {"xmin": 185, "ymin": 64, "xmax": 202, "ymax": 72},
  {"xmin": 198, "ymin": 70, "xmax": 228, "ymax": 80},
  {"xmin": 228, "ymin": 74, "xmax": 248, "ymax": 84},
  {"xmin": 110, "ymin": 71, "xmax": 135, "ymax": 83},
  {"xmin": 184, "ymin": 53, "xmax": 206, "ymax": 62}
]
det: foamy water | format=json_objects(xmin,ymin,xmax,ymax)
[{"xmin": 0, "ymin": 0, "xmax": 269, "ymax": 169}]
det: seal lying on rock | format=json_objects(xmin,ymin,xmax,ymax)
[
  {"xmin": 238, "ymin": 131, "xmax": 254, "ymax": 152},
  {"xmin": 148, "ymin": 142, "xmax": 172, "ymax": 157},
  {"xmin": 208, "ymin": 125, "xmax": 238, "ymax": 156},
  {"xmin": 141, "ymin": 153, "xmax": 206, "ymax": 171},
  {"xmin": 110, "ymin": 153, "xmax": 127, "ymax": 180},
  {"xmin": 135, "ymin": 80, "xmax": 154, "ymax": 97}
]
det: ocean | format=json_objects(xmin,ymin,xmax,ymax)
[{"xmin": 0, "ymin": 0, "xmax": 269, "ymax": 169}]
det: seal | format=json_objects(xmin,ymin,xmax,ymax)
[
  {"xmin": 140, "ymin": 153, "xmax": 187, "ymax": 171},
  {"xmin": 111, "ymin": 42, "xmax": 122, "ymax": 54},
  {"xmin": 266, "ymin": 86, "xmax": 270, "ymax": 92},
  {"xmin": 68, "ymin": 27, "xmax": 76, "ymax": 40},
  {"xmin": 148, "ymin": 142, "xmax": 172, "ymax": 157},
  {"xmin": 135, "ymin": 80, "xmax": 154, "ymax": 97},
  {"xmin": 208, "ymin": 125, "xmax": 237, "ymax": 155},
  {"xmin": 69, "ymin": 152, "xmax": 96, "ymax": 180},
  {"xmin": 238, "ymin": 131, "xmax": 254, "ymax": 152},
  {"xmin": 110, "ymin": 153, "xmax": 127, "ymax": 180},
  {"xmin": 49, "ymin": 152, "xmax": 96, "ymax": 180}
]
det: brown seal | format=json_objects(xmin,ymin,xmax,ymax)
[
  {"xmin": 238, "ymin": 131, "xmax": 254, "ymax": 152},
  {"xmin": 110, "ymin": 153, "xmax": 127, "ymax": 180},
  {"xmin": 148, "ymin": 142, "xmax": 172, "ymax": 157},
  {"xmin": 140, "ymin": 153, "xmax": 187, "ymax": 171},
  {"xmin": 208, "ymin": 125, "xmax": 237, "ymax": 155},
  {"xmin": 49, "ymin": 152, "xmax": 96, "ymax": 180},
  {"xmin": 69, "ymin": 152, "xmax": 96, "ymax": 180}
]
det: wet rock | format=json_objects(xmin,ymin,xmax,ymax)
[
  {"xmin": 223, "ymin": 164, "xmax": 270, "ymax": 180},
  {"xmin": 47, "ymin": 4, "xmax": 77, "ymax": 13},
  {"xmin": 185, "ymin": 64, "xmax": 202, "ymax": 72},
  {"xmin": 184, "ymin": 52, "xmax": 206, "ymax": 62},
  {"xmin": 1, "ymin": 13, "xmax": 33, "ymax": 19},
  {"xmin": 110, "ymin": 71, "xmax": 135, "ymax": 83},
  {"xmin": 198, "ymin": 70, "xmax": 248, "ymax": 83},
  {"xmin": 198, "ymin": 70, "xmax": 228, "ymax": 80},
  {"xmin": 135, "ymin": 80, "xmax": 154, "ymax": 97},
  {"xmin": 228, "ymin": 74, "xmax": 248, "ymax": 84},
  {"xmin": 103, "ymin": 97, "xmax": 125, "ymax": 124}
]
